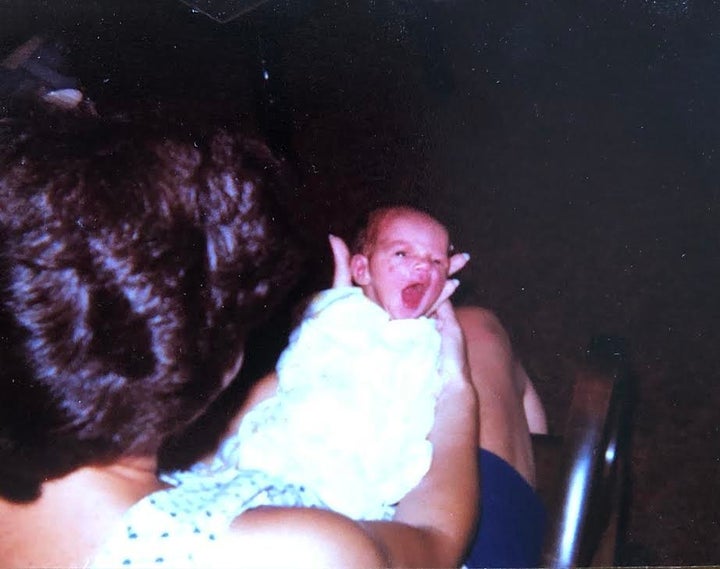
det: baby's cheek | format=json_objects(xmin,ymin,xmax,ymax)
[
  {"xmin": 386, "ymin": 257, "xmax": 403, "ymax": 271},
  {"xmin": 391, "ymin": 259, "xmax": 413, "ymax": 277}
]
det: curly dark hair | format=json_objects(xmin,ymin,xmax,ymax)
[{"xmin": 0, "ymin": 111, "xmax": 304, "ymax": 502}]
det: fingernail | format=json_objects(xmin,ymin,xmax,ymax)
[{"xmin": 462, "ymin": 252, "xmax": 471, "ymax": 261}]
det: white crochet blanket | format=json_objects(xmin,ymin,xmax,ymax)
[{"xmin": 216, "ymin": 287, "xmax": 444, "ymax": 520}]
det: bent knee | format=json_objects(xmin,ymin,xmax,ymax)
[
  {"xmin": 456, "ymin": 306, "xmax": 525, "ymax": 397},
  {"xmin": 455, "ymin": 306, "xmax": 512, "ymax": 353}
]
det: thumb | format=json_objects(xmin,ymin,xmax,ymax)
[
  {"xmin": 448, "ymin": 252, "xmax": 470, "ymax": 277},
  {"xmin": 329, "ymin": 234, "xmax": 352, "ymax": 288},
  {"xmin": 425, "ymin": 278, "xmax": 460, "ymax": 317}
]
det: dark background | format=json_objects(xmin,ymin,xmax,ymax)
[{"xmin": 2, "ymin": 0, "xmax": 718, "ymax": 565}]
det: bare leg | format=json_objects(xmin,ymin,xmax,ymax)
[
  {"xmin": 518, "ymin": 364, "xmax": 548, "ymax": 436},
  {"xmin": 455, "ymin": 306, "xmax": 541, "ymax": 487}
]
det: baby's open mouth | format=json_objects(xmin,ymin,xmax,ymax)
[{"xmin": 401, "ymin": 282, "xmax": 428, "ymax": 310}]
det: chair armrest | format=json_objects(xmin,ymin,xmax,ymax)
[{"xmin": 540, "ymin": 336, "xmax": 633, "ymax": 568}]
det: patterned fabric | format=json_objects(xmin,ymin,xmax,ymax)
[{"xmin": 90, "ymin": 468, "xmax": 324, "ymax": 568}]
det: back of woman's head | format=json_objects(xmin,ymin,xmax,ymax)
[{"xmin": 0, "ymin": 111, "xmax": 304, "ymax": 502}]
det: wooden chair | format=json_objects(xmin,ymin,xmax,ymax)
[{"xmin": 532, "ymin": 336, "xmax": 635, "ymax": 568}]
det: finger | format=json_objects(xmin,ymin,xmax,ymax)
[
  {"xmin": 433, "ymin": 298, "xmax": 456, "ymax": 327},
  {"xmin": 425, "ymin": 278, "xmax": 460, "ymax": 317},
  {"xmin": 434, "ymin": 299, "xmax": 468, "ymax": 378},
  {"xmin": 425, "ymin": 253, "xmax": 469, "ymax": 317},
  {"xmin": 448, "ymin": 252, "xmax": 470, "ymax": 277},
  {"xmin": 432, "ymin": 299, "xmax": 463, "ymax": 342},
  {"xmin": 329, "ymin": 234, "xmax": 352, "ymax": 288}
]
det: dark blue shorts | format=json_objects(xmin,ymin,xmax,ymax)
[{"xmin": 464, "ymin": 449, "xmax": 547, "ymax": 568}]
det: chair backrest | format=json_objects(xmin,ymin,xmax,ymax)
[{"xmin": 533, "ymin": 336, "xmax": 634, "ymax": 568}]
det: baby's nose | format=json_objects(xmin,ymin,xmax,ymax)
[{"xmin": 413, "ymin": 255, "xmax": 432, "ymax": 270}]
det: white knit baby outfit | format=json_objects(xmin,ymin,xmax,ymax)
[{"xmin": 216, "ymin": 286, "xmax": 444, "ymax": 520}]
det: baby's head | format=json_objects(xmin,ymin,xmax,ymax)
[{"xmin": 350, "ymin": 206, "xmax": 452, "ymax": 319}]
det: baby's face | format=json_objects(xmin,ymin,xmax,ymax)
[{"xmin": 352, "ymin": 211, "xmax": 450, "ymax": 319}]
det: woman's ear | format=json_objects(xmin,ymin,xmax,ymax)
[{"xmin": 350, "ymin": 254, "xmax": 371, "ymax": 286}]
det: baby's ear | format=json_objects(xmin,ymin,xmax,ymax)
[{"xmin": 350, "ymin": 254, "xmax": 371, "ymax": 286}]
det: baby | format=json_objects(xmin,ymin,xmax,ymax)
[{"xmin": 200, "ymin": 206, "xmax": 465, "ymax": 520}]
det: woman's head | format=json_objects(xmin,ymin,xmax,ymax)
[{"xmin": 0, "ymin": 112, "xmax": 303, "ymax": 501}]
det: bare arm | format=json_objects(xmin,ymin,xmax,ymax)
[
  {"xmin": 358, "ymin": 299, "xmax": 479, "ymax": 567},
  {"xmin": 227, "ymin": 506, "xmax": 389, "ymax": 569},
  {"xmin": 225, "ymin": 301, "xmax": 478, "ymax": 569},
  {"xmin": 222, "ymin": 238, "xmax": 479, "ymax": 567}
]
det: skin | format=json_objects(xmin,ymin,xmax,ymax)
[
  {"xmin": 455, "ymin": 306, "xmax": 543, "ymax": 486},
  {"xmin": 350, "ymin": 209, "xmax": 453, "ymax": 320}
]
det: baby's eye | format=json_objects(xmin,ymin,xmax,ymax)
[{"xmin": 394, "ymin": 250, "xmax": 406, "ymax": 258}]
